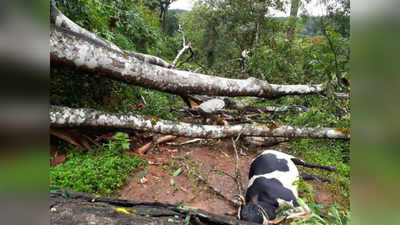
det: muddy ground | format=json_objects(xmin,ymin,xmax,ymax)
[{"xmin": 112, "ymin": 137, "xmax": 333, "ymax": 219}]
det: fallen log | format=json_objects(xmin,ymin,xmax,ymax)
[
  {"xmin": 50, "ymin": 190, "xmax": 254, "ymax": 225},
  {"xmin": 50, "ymin": 5, "xmax": 325, "ymax": 99},
  {"xmin": 50, "ymin": 106, "xmax": 350, "ymax": 140}
]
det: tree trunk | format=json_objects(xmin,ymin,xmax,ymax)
[
  {"xmin": 287, "ymin": 0, "xmax": 301, "ymax": 38},
  {"xmin": 50, "ymin": 4, "xmax": 325, "ymax": 99},
  {"xmin": 50, "ymin": 191, "xmax": 255, "ymax": 225},
  {"xmin": 50, "ymin": 106, "xmax": 350, "ymax": 140}
]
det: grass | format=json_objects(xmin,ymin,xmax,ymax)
[
  {"xmin": 290, "ymin": 139, "xmax": 350, "ymax": 208},
  {"xmin": 50, "ymin": 132, "xmax": 147, "ymax": 195}
]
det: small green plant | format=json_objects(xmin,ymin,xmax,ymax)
[
  {"xmin": 104, "ymin": 132, "xmax": 130, "ymax": 152},
  {"xmin": 50, "ymin": 132, "xmax": 147, "ymax": 195},
  {"xmin": 295, "ymin": 178, "xmax": 315, "ymax": 203}
]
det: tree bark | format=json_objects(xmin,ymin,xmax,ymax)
[
  {"xmin": 50, "ymin": 2, "xmax": 171, "ymax": 68},
  {"xmin": 50, "ymin": 5, "xmax": 325, "ymax": 99},
  {"xmin": 50, "ymin": 106, "xmax": 350, "ymax": 140},
  {"xmin": 50, "ymin": 191, "xmax": 255, "ymax": 225}
]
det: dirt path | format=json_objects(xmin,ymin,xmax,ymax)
[{"xmin": 114, "ymin": 138, "xmax": 334, "ymax": 219}]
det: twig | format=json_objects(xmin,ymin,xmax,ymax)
[
  {"xmin": 183, "ymin": 163, "xmax": 240, "ymax": 207},
  {"xmin": 140, "ymin": 95, "xmax": 147, "ymax": 105},
  {"xmin": 209, "ymin": 169, "xmax": 235, "ymax": 180},
  {"xmin": 231, "ymin": 136, "xmax": 244, "ymax": 198}
]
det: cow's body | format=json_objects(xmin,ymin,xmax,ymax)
[{"xmin": 239, "ymin": 150, "xmax": 313, "ymax": 224}]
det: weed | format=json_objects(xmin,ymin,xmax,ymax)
[{"xmin": 50, "ymin": 132, "xmax": 147, "ymax": 195}]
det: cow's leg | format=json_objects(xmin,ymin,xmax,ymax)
[
  {"xmin": 300, "ymin": 173, "xmax": 332, "ymax": 183},
  {"xmin": 291, "ymin": 158, "xmax": 336, "ymax": 172}
]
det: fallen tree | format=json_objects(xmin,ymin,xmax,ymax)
[
  {"xmin": 50, "ymin": 4, "xmax": 325, "ymax": 99},
  {"xmin": 50, "ymin": 106, "xmax": 350, "ymax": 140},
  {"xmin": 50, "ymin": 190, "xmax": 254, "ymax": 225}
]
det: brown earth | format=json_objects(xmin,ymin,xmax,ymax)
[{"xmin": 114, "ymin": 138, "xmax": 334, "ymax": 219}]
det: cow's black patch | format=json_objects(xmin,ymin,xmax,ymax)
[
  {"xmin": 239, "ymin": 203, "xmax": 265, "ymax": 224},
  {"xmin": 245, "ymin": 177, "xmax": 299, "ymax": 220},
  {"xmin": 249, "ymin": 153, "xmax": 289, "ymax": 178}
]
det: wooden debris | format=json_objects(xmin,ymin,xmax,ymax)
[{"xmin": 137, "ymin": 135, "xmax": 177, "ymax": 155}]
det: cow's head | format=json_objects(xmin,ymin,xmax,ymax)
[{"xmin": 238, "ymin": 196, "xmax": 271, "ymax": 225}]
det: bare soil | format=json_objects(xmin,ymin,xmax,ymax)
[{"xmin": 114, "ymin": 138, "xmax": 334, "ymax": 219}]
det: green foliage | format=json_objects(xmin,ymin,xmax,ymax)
[
  {"xmin": 54, "ymin": 0, "xmax": 161, "ymax": 53},
  {"xmin": 291, "ymin": 138, "xmax": 350, "ymax": 208},
  {"xmin": 50, "ymin": 132, "xmax": 148, "ymax": 195},
  {"xmin": 50, "ymin": 66, "xmax": 179, "ymax": 120},
  {"xmin": 133, "ymin": 88, "xmax": 178, "ymax": 120},
  {"xmin": 177, "ymin": 0, "xmax": 349, "ymax": 93}
]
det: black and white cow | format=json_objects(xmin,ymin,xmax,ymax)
[{"xmin": 238, "ymin": 150, "xmax": 335, "ymax": 224}]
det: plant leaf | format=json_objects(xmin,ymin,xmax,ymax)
[{"xmin": 173, "ymin": 168, "xmax": 182, "ymax": 177}]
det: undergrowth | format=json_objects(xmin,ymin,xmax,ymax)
[
  {"xmin": 50, "ymin": 132, "xmax": 147, "ymax": 195},
  {"xmin": 50, "ymin": 67, "xmax": 181, "ymax": 120}
]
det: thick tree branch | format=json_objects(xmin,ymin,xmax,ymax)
[
  {"xmin": 50, "ymin": 106, "xmax": 350, "ymax": 140},
  {"xmin": 50, "ymin": 2, "xmax": 171, "ymax": 68},
  {"xmin": 50, "ymin": 6, "xmax": 325, "ymax": 99}
]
